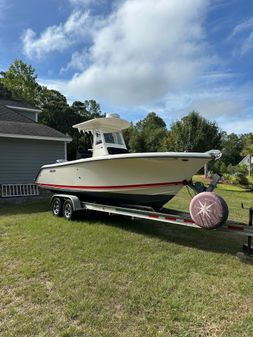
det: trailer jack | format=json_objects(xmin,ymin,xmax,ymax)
[
  {"xmin": 236, "ymin": 204, "xmax": 253, "ymax": 263},
  {"xmin": 187, "ymin": 173, "xmax": 222, "ymax": 194}
]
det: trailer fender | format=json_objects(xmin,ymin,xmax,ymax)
[{"xmin": 51, "ymin": 194, "xmax": 82, "ymax": 212}]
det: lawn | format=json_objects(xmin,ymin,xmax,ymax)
[{"xmin": 1, "ymin": 183, "xmax": 253, "ymax": 337}]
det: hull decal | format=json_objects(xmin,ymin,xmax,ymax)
[{"xmin": 36, "ymin": 180, "xmax": 186, "ymax": 191}]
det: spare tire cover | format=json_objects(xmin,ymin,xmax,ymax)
[{"xmin": 189, "ymin": 192, "xmax": 229, "ymax": 229}]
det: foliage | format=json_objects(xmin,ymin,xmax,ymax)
[
  {"xmin": 234, "ymin": 164, "xmax": 248, "ymax": 185},
  {"xmin": 39, "ymin": 89, "xmax": 104, "ymax": 159},
  {"xmin": 210, "ymin": 160, "xmax": 227, "ymax": 175},
  {"xmin": 0, "ymin": 60, "xmax": 106, "ymax": 160},
  {"xmin": 0, "ymin": 82, "xmax": 12, "ymax": 98},
  {"xmin": 125, "ymin": 112, "xmax": 167, "ymax": 152},
  {"xmin": 0, "ymin": 59, "xmax": 41, "ymax": 104},
  {"xmin": 165, "ymin": 111, "xmax": 222, "ymax": 152},
  {"xmin": 123, "ymin": 123, "xmax": 145, "ymax": 152},
  {"xmin": 216, "ymin": 164, "xmax": 249, "ymax": 186},
  {"xmin": 220, "ymin": 133, "xmax": 244, "ymax": 166},
  {"xmin": 39, "ymin": 88, "xmax": 72, "ymax": 134},
  {"xmin": 240, "ymin": 134, "xmax": 253, "ymax": 176},
  {"xmin": 2, "ymin": 59, "xmax": 253, "ymax": 174},
  {"xmin": 70, "ymin": 100, "xmax": 104, "ymax": 157}
]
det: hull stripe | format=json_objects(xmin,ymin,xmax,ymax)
[{"xmin": 36, "ymin": 180, "xmax": 185, "ymax": 191}]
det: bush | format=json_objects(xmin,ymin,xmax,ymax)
[
  {"xmin": 208, "ymin": 162, "xmax": 249, "ymax": 186},
  {"xmin": 236, "ymin": 164, "xmax": 248, "ymax": 176},
  {"xmin": 216, "ymin": 164, "xmax": 248, "ymax": 186},
  {"xmin": 234, "ymin": 164, "xmax": 248, "ymax": 186}
]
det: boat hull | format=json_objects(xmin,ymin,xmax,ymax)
[{"xmin": 35, "ymin": 153, "xmax": 212, "ymax": 209}]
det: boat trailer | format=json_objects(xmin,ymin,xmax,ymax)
[{"xmin": 50, "ymin": 193, "xmax": 253, "ymax": 263}]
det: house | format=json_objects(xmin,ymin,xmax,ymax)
[
  {"xmin": 0, "ymin": 98, "xmax": 72, "ymax": 197},
  {"xmin": 239, "ymin": 155, "xmax": 253, "ymax": 168}
]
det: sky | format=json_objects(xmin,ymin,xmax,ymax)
[{"xmin": 0, "ymin": 0, "xmax": 253, "ymax": 134}]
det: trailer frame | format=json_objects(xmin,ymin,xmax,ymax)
[{"xmin": 50, "ymin": 193, "xmax": 253, "ymax": 261}]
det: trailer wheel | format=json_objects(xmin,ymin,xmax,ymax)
[
  {"xmin": 189, "ymin": 192, "xmax": 228, "ymax": 229},
  {"xmin": 63, "ymin": 199, "xmax": 75, "ymax": 220},
  {"xmin": 51, "ymin": 197, "xmax": 63, "ymax": 217}
]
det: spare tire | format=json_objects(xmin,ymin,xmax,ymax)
[{"xmin": 189, "ymin": 192, "xmax": 228, "ymax": 229}]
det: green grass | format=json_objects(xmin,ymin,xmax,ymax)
[{"xmin": 1, "ymin": 182, "xmax": 253, "ymax": 337}]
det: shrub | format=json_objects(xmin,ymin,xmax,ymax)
[{"xmin": 234, "ymin": 164, "xmax": 248, "ymax": 186}]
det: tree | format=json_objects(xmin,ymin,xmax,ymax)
[
  {"xmin": 38, "ymin": 88, "xmax": 73, "ymax": 134},
  {"xmin": 83, "ymin": 100, "xmax": 103, "ymax": 118},
  {"xmin": 70, "ymin": 100, "xmax": 104, "ymax": 156},
  {"xmin": 166, "ymin": 111, "xmax": 222, "ymax": 152},
  {"xmin": 124, "ymin": 123, "xmax": 145, "ymax": 152},
  {"xmin": 0, "ymin": 59, "xmax": 106, "ymax": 159},
  {"xmin": 165, "ymin": 112, "xmax": 222, "ymax": 177},
  {"xmin": 221, "ymin": 133, "xmax": 244, "ymax": 166},
  {"xmin": 126, "ymin": 112, "xmax": 167, "ymax": 152},
  {"xmin": 0, "ymin": 82, "xmax": 12, "ymax": 98},
  {"xmin": 39, "ymin": 88, "xmax": 82, "ymax": 160},
  {"xmin": 0, "ymin": 59, "xmax": 40, "ymax": 105}
]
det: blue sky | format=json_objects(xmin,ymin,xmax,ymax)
[{"xmin": 0, "ymin": 0, "xmax": 253, "ymax": 134}]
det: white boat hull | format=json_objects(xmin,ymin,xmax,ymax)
[{"xmin": 36, "ymin": 152, "xmax": 214, "ymax": 209}]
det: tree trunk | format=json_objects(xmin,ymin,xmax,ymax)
[
  {"xmin": 249, "ymin": 154, "xmax": 252, "ymax": 177},
  {"xmin": 204, "ymin": 164, "xmax": 208, "ymax": 178}
]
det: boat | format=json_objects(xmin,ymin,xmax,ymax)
[{"xmin": 35, "ymin": 114, "xmax": 222, "ymax": 210}]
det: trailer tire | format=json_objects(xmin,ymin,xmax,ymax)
[
  {"xmin": 51, "ymin": 197, "xmax": 63, "ymax": 217},
  {"xmin": 63, "ymin": 199, "xmax": 75, "ymax": 220},
  {"xmin": 189, "ymin": 192, "xmax": 228, "ymax": 229}
]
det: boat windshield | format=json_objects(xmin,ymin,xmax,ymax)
[{"xmin": 104, "ymin": 132, "xmax": 124, "ymax": 145}]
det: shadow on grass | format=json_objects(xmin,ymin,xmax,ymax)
[
  {"xmin": 82, "ymin": 211, "xmax": 245, "ymax": 256},
  {"xmin": 0, "ymin": 198, "xmax": 50, "ymax": 216},
  {"xmin": 219, "ymin": 189, "xmax": 253, "ymax": 195},
  {"xmin": 0, "ymin": 199, "xmax": 246, "ymax": 256}
]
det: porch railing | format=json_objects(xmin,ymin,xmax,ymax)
[{"xmin": 0, "ymin": 184, "xmax": 39, "ymax": 197}]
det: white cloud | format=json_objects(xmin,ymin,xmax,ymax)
[
  {"xmin": 228, "ymin": 17, "xmax": 253, "ymax": 55},
  {"xmin": 190, "ymin": 98, "xmax": 244, "ymax": 119},
  {"xmin": 240, "ymin": 31, "xmax": 253, "ymax": 55},
  {"xmin": 68, "ymin": 0, "xmax": 122, "ymax": 8},
  {"xmin": 229, "ymin": 17, "xmax": 253, "ymax": 38},
  {"xmin": 22, "ymin": 10, "xmax": 90, "ymax": 58},
  {"xmin": 39, "ymin": 74, "xmax": 253, "ymax": 135},
  {"xmin": 66, "ymin": 0, "xmax": 211, "ymax": 105},
  {"xmin": 69, "ymin": 0, "xmax": 99, "ymax": 5},
  {"xmin": 145, "ymin": 75, "xmax": 252, "ymax": 129},
  {"xmin": 220, "ymin": 118, "xmax": 253, "ymax": 134},
  {"xmin": 22, "ymin": 0, "xmax": 213, "ymax": 106},
  {"xmin": 60, "ymin": 49, "xmax": 89, "ymax": 73}
]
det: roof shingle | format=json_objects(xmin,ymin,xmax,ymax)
[
  {"xmin": 0, "ymin": 104, "xmax": 34, "ymax": 123},
  {"xmin": 0, "ymin": 98, "xmax": 40, "ymax": 110},
  {"xmin": 0, "ymin": 100, "xmax": 71, "ymax": 141},
  {"xmin": 0, "ymin": 121, "xmax": 71, "ymax": 139}
]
